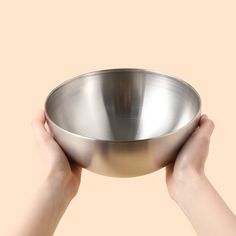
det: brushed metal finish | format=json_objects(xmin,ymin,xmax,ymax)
[{"xmin": 45, "ymin": 68, "xmax": 201, "ymax": 177}]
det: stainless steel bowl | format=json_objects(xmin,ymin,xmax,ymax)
[{"xmin": 45, "ymin": 68, "xmax": 201, "ymax": 177}]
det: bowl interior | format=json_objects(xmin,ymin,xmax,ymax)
[{"xmin": 45, "ymin": 69, "xmax": 200, "ymax": 141}]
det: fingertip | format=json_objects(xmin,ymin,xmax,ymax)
[
  {"xmin": 31, "ymin": 109, "xmax": 44, "ymax": 127},
  {"xmin": 31, "ymin": 109, "xmax": 50, "ymax": 142},
  {"xmin": 200, "ymin": 114, "xmax": 215, "ymax": 128},
  {"xmin": 200, "ymin": 114, "xmax": 208, "ymax": 122},
  {"xmin": 207, "ymin": 119, "xmax": 215, "ymax": 130},
  {"xmin": 198, "ymin": 117, "xmax": 215, "ymax": 139},
  {"xmin": 36, "ymin": 109, "xmax": 45, "ymax": 122},
  {"xmin": 202, "ymin": 114, "xmax": 215, "ymax": 129}
]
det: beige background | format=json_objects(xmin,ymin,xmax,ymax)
[{"xmin": 0, "ymin": 1, "xmax": 236, "ymax": 235}]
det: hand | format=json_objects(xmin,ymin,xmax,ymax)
[
  {"xmin": 10, "ymin": 110, "xmax": 82, "ymax": 236},
  {"xmin": 32, "ymin": 109, "xmax": 82, "ymax": 200},
  {"xmin": 166, "ymin": 114, "xmax": 215, "ymax": 201}
]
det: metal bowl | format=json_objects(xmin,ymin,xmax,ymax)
[{"xmin": 45, "ymin": 68, "xmax": 201, "ymax": 177}]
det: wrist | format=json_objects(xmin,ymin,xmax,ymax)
[
  {"xmin": 39, "ymin": 173, "xmax": 75, "ymax": 209},
  {"xmin": 17, "ymin": 173, "xmax": 74, "ymax": 236},
  {"xmin": 169, "ymin": 169, "xmax": 207, "ymax": 205}
]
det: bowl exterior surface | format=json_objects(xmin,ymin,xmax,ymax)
[{"xmin": 46, "ymin": 108, "xmax": 200, "ymax": 177}]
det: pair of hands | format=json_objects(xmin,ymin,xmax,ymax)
[
  {"xmin": 32, "ymin": 109, "xmax": 215, "ymax": 202},
  {"xmin": 29, "ymin": 110, "xmax": 236, "ymax": 236},
  {"xmin": 16, "ymin": 109, "xmax": 236, "ymax": 236}
]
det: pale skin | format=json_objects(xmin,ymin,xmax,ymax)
[{"xmin": 10, "ymin": 110, "xmax": 236, "ymax": 236}]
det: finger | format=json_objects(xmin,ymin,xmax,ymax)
[
  {"xmin": 196, "ymin": 115, "xmax": 215, "ymax": 140},
  {"xmin": 45, "ymin": 122, "xmax": 53, "ymax": 136},
  {"xmin": 200, "ymin": 114, "xmax": 209, "ymax": 125},
  {"xmin": 31, "ymin": 109, "xmax": 51, "ymax": 144},
  {"xmin": 181, "ymin": 115, "xmax": 214, "ymax": 153},
  {"xmin": 174, "ymin": 115, "xmax": 215, "ymax": 172}
]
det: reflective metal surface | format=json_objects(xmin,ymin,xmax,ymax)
[{"xmin": 45, "ymin": 68, "xmax": 201, "ymax": 177}]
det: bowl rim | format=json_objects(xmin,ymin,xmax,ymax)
[{"xmin": 44, "ymin": 68, "xmax": 202, "ymax": 143}]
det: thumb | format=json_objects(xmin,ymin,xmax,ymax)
[
  {"xmin": 31, "ymin": 109, "xmax": 51, "ymax": 144},
  {"xmin": 176, "ymin": 114, "xmax": 215, "ymax": 172}
]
